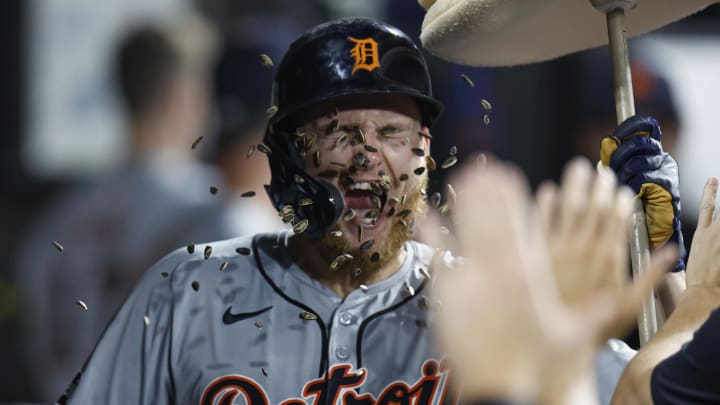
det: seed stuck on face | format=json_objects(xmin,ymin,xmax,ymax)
[
  {"xmin": 219, "ymin": 261, "xmax": 228, "ymax": 271},
  {"xmin": 259, "ymin": 53, "xmax": 273, "ymax": 67},
  {"xmin": 313, "ymin": 151, "xmax": 321, "ymax": 168},
  {"xmin": 353, "ymin": 128, "xmax": 366, "ymax": 145},
  {"xmin": 359, "ymin": 239, "xmax": 375, "ymax": 251},
  {"xmin": 299, "ymin": 311, "xmax": 317, "ymax": 321},
  {"xmin": 236, "ymin": 247, "xmax": 251, "ymax": 256},
  {"xmin": 52, "ymin": 241, "xmax": 64, "ymax": 252},
  {"xmin": 191, "ymin": 281, "xmax": 200, "ymax": 291},
  {"xmin": 396, "ymin": 209, "xmax": 412, "ymax": 218},
  {"xmin": 426, "ymin": 156, "xmax": 437, "ymax": 171},
  {"xmin": 330, "ymin": 162, "xmax": 347, "ymax": 169},
  {"xmin": 357, "ymin": 225, "xmax": 363, "ymax": 242},
  {"xmin": 353, "ymin": 153, "xmax": 368, "ymax": 167},
  {"xmin": 371, "ymin": 196, "xmax": 381, "ymax": 210},
  {"xmin": 417, "ymin": 131, "xmax": 432, "ymax": 140},
  {"xmin": 330, "ymin": 253, "xmax": 352, "ymax": 271},
  {"xmin": 266, "ymin": 105, "xmax": 278, "ymax": 118},
  {"xmin": 191, "ymin": 136, "xmax": 204, "ymax": 149},
  {"xmin": 387, "ymin": 206, "xmax": 396, "ymax": 217},
  {"xmin": 241, "ymin": 191, "xmax": 256, "ymax": 198},
  {"xmin": 329, "ymin": 230, "xmax": 343, "ymax": 238},
  {"xmin": 411, "ymin": 148, "xmax": 425, "ymax": 157},
  {"xmin": 335, "ymin": 134, "xmax": 348, "ymax": 147},
  {"xmin": 460, "ymin": 73, "xmax": 475, "ymax": 87},
  {"xmin": 441, "ymin": 156, "xmax": 458, "ymax": 169},
  {"xmin": 342, "ymin": 209, "xmax": 356, "ymax": 222},
  {"xmin": 351, "ymin": 268, "xmax": 363, "ymax": 278},
  {"xmin": 76, "ymin": 300, "xmax": 88, "ymax": 310},
  {"xmin": 399, "ymin": 173, "xmax": 409, "ymax": 182},
  {"xmin": 414, "ymin": 167, "xmax": 426, "ymax": 175},
  {"xmin": 364, "ymin": 145, "xmax": 378, "ymax": 153},
  {"xmin": 293, "ymin": 219, "xmax": 309, "ymax": 234}
]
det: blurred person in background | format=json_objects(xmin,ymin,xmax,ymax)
[{"xmin": 14, "ymin": 12, "xmax": 225, "ymax": 400}]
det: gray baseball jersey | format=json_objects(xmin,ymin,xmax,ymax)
[{"xmin": 60, "ymin": 231, "xmax": 631, "ymax": 404}]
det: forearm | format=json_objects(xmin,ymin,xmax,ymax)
[{"xmin": 612, "ymin": 286, "xmax": 720, "ymax": 404}]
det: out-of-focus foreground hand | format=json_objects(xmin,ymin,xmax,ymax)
[
  {"xmin": 430, "ymin": 156, "xmax": 676, "ymax": 405},
  {"xmin": 685, "ymin": 177, "xmax": 720, "ymax": 289}
]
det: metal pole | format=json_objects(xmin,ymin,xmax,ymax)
[{"xmin": 606, "ymin": 8, "xmax": 657, "ymax": 345}]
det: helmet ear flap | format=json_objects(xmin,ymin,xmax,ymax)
[{"xmin": 263, "ymin": 126, "xmax": 344, "ymax": 238}]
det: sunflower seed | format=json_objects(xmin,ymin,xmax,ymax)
[
  {"xmin": 75, "ymin": 300, "xmax": 88, "ymax": 310},
  {"xmin": 209, "ymin": 186, "xmax": 218, "ymax": 195},
  {"xmin": 419, "ymin": 296, "xmax": 432, "ymax": 311},
  {"xmin": 371, "ymin": 196, "xmax": 381, "ymax": 209},
  {"xmin": 220, "ymin": 261, "xmax": 228, "ymax": 271},
  {"xmin": 294, "ymin": 174, "xmax": 305, "ymax": 184},
  {"xmin": 191, "ymin": 136, "xmax": 204, "ymax": 149},
  {"xmin": 295, "ymin": 127, "xmax": 306, "ymax": 137},
  {"xmin": 389, "ymin": 197, "xmax": 400, "ymax": 205},
  {"xmin": 280, "ymin": 205, "xmax": 294, "ymax": 216},
  {"xmin": 439, "ymin": 226, "xmax": 450, "ymax": 235},
  {"xmin": 143, "ymin": 315, "xmax": 150, "ymax": 326},
  {"xmin": 387, "ymin": 206, "xmax": 396, "ymax": 217},
  {"xmin": 327, "ymin": 119, "xmax": 338, "ymax": 135},
  {"xmin": 313, "ymin": 151, "xmax": 321, "ymax": 168},
  {"xmin": 306, "ymin": 134, "xmax": 317, "ymax": 150},
  {"xmin": 359, "ymin": 239, "xmax": 375, "ymax": 251},
  {"xmin": 414, "ymin": 167, "xmax": 426, "ymax": 175},
  {"xmin": 411, "ymin": 148, "xmax": 425, "ymax": 157},
  {"xmin": 370, "ymin": 252, "xmax": 380, "ymax": 262},
  {"xmin": 359, "ymin": 284, "xmax": 369, "ymax": 292},
  {"xmin": 353, "ymin": 128, "xmax": 365, "ymax": 144},
  {"xmin": 52, "ymin": 241, "xmax": 64, "ymax": 252},
  {"xmin": 483, "ymin": 114, "xmax": 491, "ymax": 126},
  {"xmin": 257, "ymin": 143, "xmax": 272, "ymax": 154},
  {"xmin": 417, "ymin": 131, "xmax": 432, "ymax": 140},
  {"xmin": 420, "ymin": 267, "xmax": 432, "ymax": 280},
  {"xmin": 352, "ymin": 268, "xmax": 363, "ymax": 278},
  {"xmin": 357, "ymin": 225, "xmax": 363, "ymax": 242},
  {"xmin": 281, "ymin": 214, "xmax": 295, "ymax": 224},
  {"xmin": 161, "ymin": 272, "xmax": 169, "ymax": 278},
  {"xmin": 259, "ymin": 53, "xmax": 273, "ymax": 67},
  {"xmin": 342, "ymin": 209, "xmax": 356, "ymax": 222},
  {"xmin": 447, "ymin": 184, "xmax": 457, "ymax": 205},
  {"xmin": 330, "ymin": 254, "xmax": 349, "ymax": 271},
  {"xmin": 298, "ymin": 198, "xmax": 313, "ymax": 206},
  {"xmin": 429, "ymin": 192, "xmax": 441, "ymax": 208},
  {"xmin": 236, "ymin": 247, "xmax": 251, "ymax": 256},
  {"xmin": 449, "ymin": 146, "xmax": 457, "ymax": 156},
  {"xmin": 246, "ymin": 145, "xmax": 256, "ymax": 158},
  {"xmin": 401, "ymin": 194, "xmax": 407, "ymax": 206},
  {"xmin": 255, "ymin": 321, "xmax": 263, "ymax": 329},
  {"xmin": 396, "ymin": 209, "xmax": 412, "ymax": 218},
  {"xmin": 439, "ymin": 203, "xmax": 450, "ymax": 216},
  {"xmin": 299, "ymin": 311, "xmax": 317, "ymax": 321},
  {"xmin": 426, "ymin": 156, "xmax": 437, "ymax": 171},
  {"xmin": 370, "ymin": 182, "xmax": 384, "ymax": 196},
  {"xmin": 399, "ymin": 173, "xmax": 409, "ymax": 181},
  {"xmin": 192, "ymin": 281, "xmax": 200, "ymax": 291},
  {"xmin": 364, "ymin": 145, "xmax": 378, "ymax": 153},
  {"xmin": 261, "ymin": 367, "xmax": 268, "ymax": 376},
  {"xmin": 329, "ymin": 230, "xmax": 343, "ymax": 238},
  {"xmin": 335, "ymin": 134, "xmax": 348, "ymax": 147},
  {"xmin": 293, "ymin": 219, "xmax": 309, "ymax": 234},
  {"xmin": 330, "ymin": 162, "xmax": 347, "ymax": 169},
  {"xmin": 402, "ymin": 137, "xmax": 409, "ymax": 146},
  {"xmin": 354, "ymin": 153, "xmax": 367, "ymax": 166},
  {"xmin": 481, "ymin": 98, "xmax": 492, "ymax": 112},
  {"xmin": 441, "ymin": 156, "xmax": 458, "ymax": 169},
  {"xmin": 404, "ymin": 284, "xmax": 416, "ymax": 297},
  {"xmin": 266, "ymin": 105, "xmax": 278, "ymax": 118},
  {"xmin": 241, "ymin": 191, "xmax": 256, "ymax": 198},
  {"xmin": 365, "ymin": 209, "xmax": 379, "ymax": 219},
  {"xmin": 460, "ymin": 73, "xmax": 474, "ymax": 87},
  {"xmin": 398, "ymin": 219, "xmax": 409, "ymax": 229}
]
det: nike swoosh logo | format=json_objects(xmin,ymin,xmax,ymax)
[{"xmin": 222, "ymin": 305, "xmax": 273, "ymax": 325}]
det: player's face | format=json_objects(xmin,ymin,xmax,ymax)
[{"xmin": 300, "ymin": 95, "xmax": 430, "ymax": 259}]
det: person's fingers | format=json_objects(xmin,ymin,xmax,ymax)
[
  {"xmin": 559, "ymin": 158, "xmax": 593, "ymax": 236},
  {"xmin": 536, "ymin": 181, "xmax": 558, "ymax": 237},
  {"xmin": 697, "ymin": 177, "xmax": 719, "ymax": 229}
]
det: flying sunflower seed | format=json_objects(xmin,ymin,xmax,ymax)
[
  {"xmin": 266, "ymin": 105, "xmax": 278, "ymax": 118},
  {"xmin": 439, "ymin": 226, "xmax": 450, "ymax": 235},
  {"xmin": 220, "ymin": 261, "xmax": 228, "ymax": 271},
  {"xmin": 401, "ymin": 194, "xmax": 407, "ymax": 206},
  {"xmin": 417, "ymin": 131, "xmax": 432, "ymax": 140},
  {"xmin": 414, "ymin": 167, "xmax": 426, "ymax": 175},
  {"xmin": 426, "ymin": 156, "xmax": 437, "ymax": 171},
  {"xmin": 257, "ymin": 143, "xmax": 272, "ymax": 154},
  {"xmin": 313, "ymin": 151, "xmax": 321, "ymax": 168},
  {"xmin": 404, "ymin": 284, "xmax": 416, "ymax": 297},
  {"xmin": 293, "ymin": 219, "xmax": 309, "ymax": 234},
  {"xmin": 161, "ymin": 272, "xmax": 169, "ymax": 278},
  {"xmin": 447, "ymin": 184, "xmax": 457, "ymax": 205},
  {"xmin": 388, "ymin": 197, "xmax": 400, "ymax": 206},
  {"xmin": 359, "ymin": 239, "xmax": 375, "ymax": 251},
  {"xmin": 359, "ymin": 284, "xmax": 369, "ymax": 292},
  {"xmin": 419, "ymin": 296, "xmax": 432, "ymax": 311},
  {"xmin": 342, "ymin": 209, "xmax": 356, "ymax": 222},
  {"xmin": 191, "ymin": 281, "xmax": 200, "ymax": 291},
  {"xmin": 52, "ymin": 241, "xmax": 64, "ymax": 252},
  {"xmin": 295, "ymin": 127, "xmax": 306, "ymax": 137},
  {"xmin": 411, "ymin": 148, "xmax": 425, "ymax": 157},
  {"xmin": 439, "ymin": 203, "xmax": 450, "ymax": 216},
  {"xmin": 246, "ymin": 145, "xmax": 256, "ymax": 159},
  {"xmin": 449, "ymin": 146, "xmax": 458, "ymax": 156},
  {"xmin": 330, "ymin": 162, "xmax": 347, "ymax": 169},
  {"xmin": 399, "ymin": 173, "xmax": 409, "ymax": 181},
  {"xmin": 481, "ymin": 98, "xmax": 492, "ymax": 112},
  {"xmin": 259, "ymin": 53, "xmax": 273, "ymax": 67},
  {"xmin": 398, "ymin": 219, "xmax": 409, "ymax": 229},
  {"xmin": 203, "ymin": 245, "xmax": 212, "ymax": 259},
  {"xmin": 483, "ymin": 114, "xmax": 491, "ymax": 126},
  {"xmin": 281, "ymin": 214, "xmax": 295, "ymax": 224},
  {"xmin": 298, "ymin": 198, "xmax": 313, "ymax": 206},
  {"xmin": 335, "ymin": 134, "xmax": 348, "ymax": 147},
  {"xmin": 330, "ymin": 254, "xmax": 348, "ymax": 271},
  {"xmin": 351, "ymin": 268, "xmax": 363, "ymax": 278},
  {"xmin": 430, "ymin": 192, "xmax": 441, "ymax": 208},
  {"xmin": 144, "ymin": 315, "xmax": 150, "ymax": 326},
  {"xmin": 357, "ymin": 225, "xmax": 363, "ymax": 242},
  {"xmin": 209, "ymin": 186, "xmax": 218, "ymax": 195},
  {"xmin": 420, "ymin": 267, "xmax": 432, "ymax": 280},
  {"xmin": 241, "ymin": 191, "xmax": 256, "ymax": 198},
  {"xmin": 329, "ymin": 230, "xmax": 343, "ymax": 238},
  {"xmin": 364, "ymin": 145, "xmax": 378, "ymax": 153},
  {"xmin": 236, "ymin": 247, "xmax": 251, "ymax": 256},
  {"xmin": 370, "ymin": 252, "xmax": 381, "ymax": 262},
  {"xmin": 191, "ymin": 136, "xmax": 204, "ymax": 149},
  {"xmin": 261, "ymin": 367, "xmax": 268, "ymax": 376},
  {"xmin": 441, "ymin": 156, "xmax": 458, "ymax": 169},
  {"xmin": 460, "ymin": 73, "xmax": 475, "ymax": 87},
  {"xmin": 371, "ymin": 196, "xmax": 381, "ymax": 209},
  {"xmin": 294, "ymin": 174, "xmax": 305, "ymax": 184},
  {"xmin": 396, "ymin": 209, "xmax": 412, "ymax": 218},
  {"xmin": 75, "ymin": 300, "xmax": 88, "ymax": 310},
  {"xmin": 387, "ymin": 206, "xmax": 396, "ymax": 217},
  {"xmin": 280, "ymin": 205, "xmax": 294, "ymax": 216},
  {"xmin": 299, "ymin": 311, "xmax": 317, "ymax": 321},
  {"xmin": 255, "ymin": 321, "xmax": 263, "ymax": 329}
]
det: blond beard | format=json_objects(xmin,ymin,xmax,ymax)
[{"xmin": 319, "ymin": 176, "xmax": 428, "ymax": 276}]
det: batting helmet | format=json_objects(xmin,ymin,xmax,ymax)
[{"xmin": 263, "ymin": 18, "xmax": 443, "ymax": 237}]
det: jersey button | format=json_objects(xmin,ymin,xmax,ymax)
[
  {"xmin": 339, "ymin": 312, "xmax": 354, "ymax": 325},
  {"xmin": 335, "ymin": 346, "xmax": 350, "ymax": 360}
]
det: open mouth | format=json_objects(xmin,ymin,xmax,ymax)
[{"xmin": 342, "ymin": 180, "xmax": 389, "ymax": 227}]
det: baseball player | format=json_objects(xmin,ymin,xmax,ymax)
[{"xmin": 58, "ymin": 18, "xmax": 683, "ymax": 405}]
